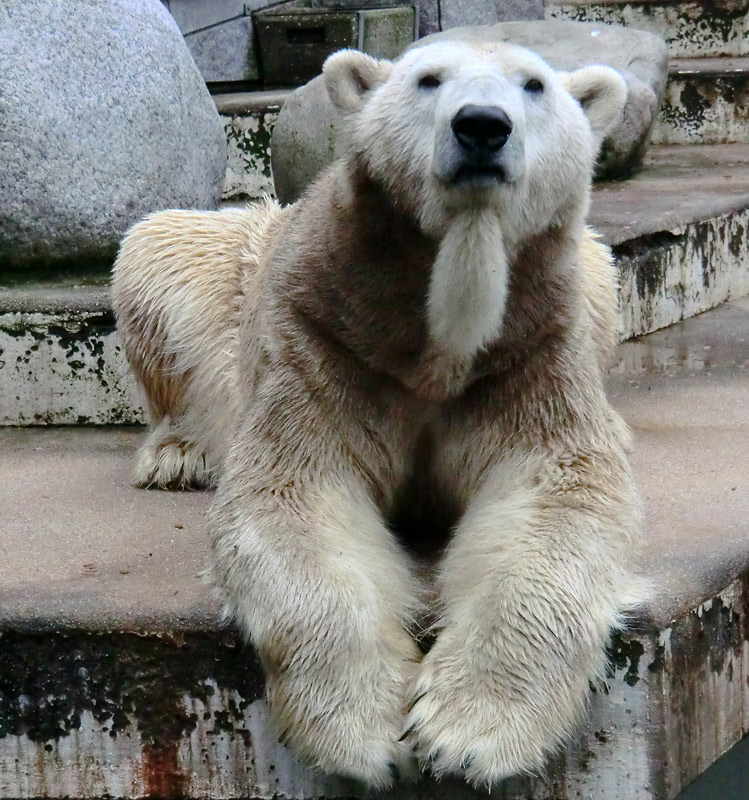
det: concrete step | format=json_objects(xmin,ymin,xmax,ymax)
[
  {"xmin": 593, "ymin": 143, "xmax": 749, "ymax": 338},
  {"xmin": 651, "ymin": 57, "xmax": 749, "ymax": 145},
  {"xmin": 0, "ymin": 285, "xmax": 144, "ymax": 426},
  {"xmin": 2, "ymin": 144, "xmax": 748, "ymax": 426},
  {"xmin": 1, "ymin": 297, "xmax": 747, "ymax": 799},
  {"xmin": 545, "ymin": 0, "xmax": 749, "ymax": 58}
]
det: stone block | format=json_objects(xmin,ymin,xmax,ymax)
[{"xmin": 361, "ymin": 7, "xmax": 419, "ymax": 58}]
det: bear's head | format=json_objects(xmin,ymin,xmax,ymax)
[
  {"xmin": 323, "ymin": 41, "xmax": 626, "ymax": 359},
  {"xmin": 323, "ymin": 41, "xmax": 626, "ymax": 241}
]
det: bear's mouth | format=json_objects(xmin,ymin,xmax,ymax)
[{"xmin": 452, "ymin": 163, "xmax": 508, "ymax": 186}]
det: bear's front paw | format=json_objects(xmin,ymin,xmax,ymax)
[
  {"xmin": 266, "ymin": 629, "xmax": 421, "ymax": 788},
  {"xmin": 404, "ymin": 631, "xmax": 581, "ymax": 789}
]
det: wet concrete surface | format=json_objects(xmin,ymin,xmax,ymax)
[
  {"xmin": 0, "ymin": 297, "xmax": 747, "ymax": 633},
  {"xmin": 608, "ymin": 297, "xmax": 749, "ymax": 625}
]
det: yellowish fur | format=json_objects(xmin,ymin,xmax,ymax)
[
  {"xmin": 113, "ymin": 200, "xmax": 290, "ymax": 487},
  {"xmin": 113, "ymin": 42, "xmax": 643, "ymax": 791}
]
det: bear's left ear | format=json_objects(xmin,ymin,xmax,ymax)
[
  {"xmin": 561, "ymin": 66, "xmax": 627, "ymax": 139},
  {"xmin": 323, "ymin": 49, "xmax": 393, "ymax": 113}
]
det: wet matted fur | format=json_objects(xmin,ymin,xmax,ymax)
[{"xmin": 113, "ymin": 41, "xmax": 645, "ymax": 790}]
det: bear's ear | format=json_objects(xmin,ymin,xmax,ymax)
[
  {"xmin": 561, "ymin": 66, "xmax": 627, "ymax": 139},
  {"xmin": 323, "ymin": 49, "xmax": 393, "ymax": 113}
]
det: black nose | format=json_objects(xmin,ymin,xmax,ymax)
[{"xmin": 451, "ymin": 105, "xmax": 513, "ymax": 153}]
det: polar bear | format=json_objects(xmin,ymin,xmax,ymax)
[{"xmin": 113, "ymin": 41, "xmax": 644, "ymax": 790}]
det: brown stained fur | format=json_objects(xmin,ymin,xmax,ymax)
[{"xmin": 112, "ymin": 49, "xmax": 637, "ymax": 788}]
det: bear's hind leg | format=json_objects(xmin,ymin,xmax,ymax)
[
  {"xmin": 132, "ymin": 416, "xmax": 215, "ymax": 490},
  {"xmin": 113, "ymin": 206, "xmax": 260, "ymax": 490}
]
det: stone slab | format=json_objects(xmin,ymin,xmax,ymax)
[
  {"xmin": 592, "ymin": 145, "xmax": 749, "ymax": 341},
  {"xmin": 590, "ymin": 143, "xmax": 749, "ymax": 245},
  {"xmin": 0, "ymin": 299, "xmax": 748, "ymax": 799},
  {"xmin": 0, "ymin": 427, "xmax": 214, "ymax": 633}
]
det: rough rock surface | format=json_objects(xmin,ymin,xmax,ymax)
[
  {"xmin": 440, "ymin": 0, "xmax": 544, "ymax": 31},
  {"xmin": 271, "ymin": 21, "xmax": 668, "ymax": 203},
  {"xmin": 0, "ymin": 0, "xmax": 226, "ymax": 270}
]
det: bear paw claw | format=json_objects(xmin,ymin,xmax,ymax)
[{"xmin": 132, "ymin": 435, "xmax": 214, "ymax": 490}]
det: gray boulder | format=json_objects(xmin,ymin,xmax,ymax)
[
  {"xmin": 271, "ymin": 79, "xmax": 340, "ymax": 205},
  {"xmin": 271, "ymin": 21, "xmax": 668, "ymax": 204},
  {"xmin": 0, "ymin": 0, "xmax": 227, "ymax": 271}
]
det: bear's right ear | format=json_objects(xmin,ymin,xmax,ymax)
[{"xmin": 323, "ymin": 49, "xmax": 393, "ymax": 113}]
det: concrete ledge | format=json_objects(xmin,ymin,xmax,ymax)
[
  {"xmin": 1, "ymin": 299, "xmax": 748, "ymax": 799},
  {"xmin": 591, "ymin": 144, "xmax": 749, "ymax": 245},
  {"xmin": 0, "ymin": 284, "xmax": 110, "ymax": 315},
  {"xmin": 213, "ymin": 90, "xmax": 292, "ymax": 116},
  {"xmin": 593, "ymin": 144, "xmax": 749, "ymax": 339},
  {"xmin": 0, "ymin": 310, "xmax": 144, "ymax": 425},
  {"xmin": 215, "ymin": 91, "xmax": 290, "ymax": 202}
]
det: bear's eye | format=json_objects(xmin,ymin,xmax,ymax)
[
  {"xmin": 524, "ymin": 78, "xmax": 544, "ymax": 94},
  {"xmin": 418, "ymin": 74, "xmax": 441, "ymax": 90}
]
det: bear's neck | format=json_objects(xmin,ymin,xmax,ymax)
[{"xmin": 284, "ymin": 162, "xmax": 583, "ymax": 402}]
